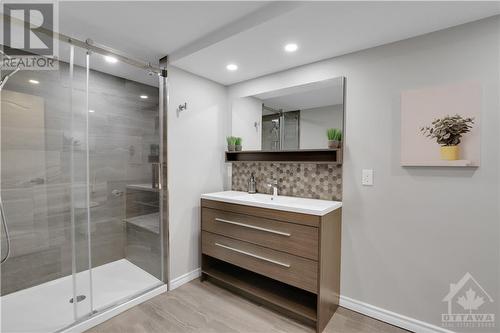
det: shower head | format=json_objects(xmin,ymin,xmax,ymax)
[{"xmin": 0, "ymin": 68, "xmax": 20, "ymax": 90}]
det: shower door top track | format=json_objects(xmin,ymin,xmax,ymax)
[{"xmin": 1, "ymin": 13, "xmax": 166, "ymax": 76}]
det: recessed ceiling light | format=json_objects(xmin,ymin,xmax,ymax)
[
  {"xmin": 140, "ymin": 95, "xmax": 148, "ymax": 99},
  {"xmin": 28, "ymin": 79, "xmax": 39, "ymax": 84},
  {"xmin": 226, "ymin": 63, "xmax": 238, "ymax": 71},
  {"xmin": 104, "ymin": 55, "xmax": 118, "ymax": 63},
  {"xmin": 88, "ymin": 109, "xmax": 95, "ymax": 113},
  {"xmin": 284, "ymin": 43, "xmax": 298, "ymax": 53}
]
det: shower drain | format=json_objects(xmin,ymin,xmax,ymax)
[{"xmin": 69, "ymin": 295, "xmax": 86, "ymax": 303}]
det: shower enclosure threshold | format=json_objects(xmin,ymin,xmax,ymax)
[{"xmin": 1, "ymin": 259, "xmax": 166, "ymax": 333}]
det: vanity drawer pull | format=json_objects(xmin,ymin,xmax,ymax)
[
  {"xmin": 214, "ymin": 218, "xmax": 291, "ymax": 237},
  {"xmin": 214, "ymin": 242, "xmax": 291, "ymax": 268}
]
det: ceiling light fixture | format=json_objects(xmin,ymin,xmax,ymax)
[
  {"xmin": 104, "ymin": 55, "xmax": 118, "ymax": 63},
  {"xmin": 88, "ymin": 109, "xmax": 95, "ymax": 113},
  {"xmin": 284, "ymin": 43, "xmax": 298, "ymax": 53},
  {"xmin": 28, "ymin": 79, "xmax": 39, "ymax": 84},
  {"xmin": 226, "ymin": 63, "xmax": 238, "ymax": 71},
  {"xmin": 140, "ymin": 95, "xmax": 148, "ymax": 99}
]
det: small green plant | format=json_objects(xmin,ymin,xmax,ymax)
[
  {"xmin": 235, "ymin": 137, "xmax": 242, "ymax": 145},
  {"xmin": 420, "ymin": 115, "xmax": 474, "ymax": 146},
  {"xmin": 327, "ymin": 128, "xmax": 342, "ymax": 141},
  {"xmin": 226, "ymin": 136, "xmax": 237, "ymax": 146}
]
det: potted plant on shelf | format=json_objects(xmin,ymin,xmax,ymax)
[
  {"xmin": 420, "ymin": 114, "xmax": 474, "ymax": 161},
  {"xmin": 226, "ymin": 136, "xmax": 237, "ymax": 152},
  {"xmin": 235, "ymin": 137, "xmax": 243, "ymax": 151},
  {"xmin": 327, "ymin": 128, "xmax": 342, "ymax": 149}
]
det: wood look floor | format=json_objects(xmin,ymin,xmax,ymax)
[{"xmin": 87, "ymin": 279, "xmax": 409, "ymax": 333}]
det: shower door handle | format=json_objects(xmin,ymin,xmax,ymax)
[
  {"xmin": 151, "ymin": 162, "xmax": 162, "ymax": 189},
  {"xmin": 157, "ymin": 162, "xmax": 166, "ymax": 190}
]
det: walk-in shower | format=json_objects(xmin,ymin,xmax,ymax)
[{"xmin": 1, "ymin": 34, "xmax": 168, "ymax": 332}]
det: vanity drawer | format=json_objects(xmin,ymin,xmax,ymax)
[
  {"xmin": 202, "ymin": 208, "xmax": 318, "ymax": 260},
  {"xmin": 202, "ymin": 231, "xmax": 318, "ymax": 293}
]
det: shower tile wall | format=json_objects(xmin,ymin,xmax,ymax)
[
  {"xmin": 231, "ymin": 162, "xmax": 342, "ymax": 201},
  {"xmin": 0, "ymin": 62, "xmax": 159, "ymax": 295}
]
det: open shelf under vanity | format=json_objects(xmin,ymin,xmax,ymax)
[{"xmin": 202, "ymin": 256, "xmax": 317, "ymax": 325}]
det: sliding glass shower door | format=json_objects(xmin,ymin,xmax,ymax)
[
  {"xmin": 1, "ymin": 40, "xmax": 165, "ymax": 333},
  {"xmin": 85, "ymin": 50, "xmax": 164, "ymax": 313}
]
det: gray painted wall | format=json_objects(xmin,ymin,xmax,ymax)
[
  {"xmin": 167, "ymin": 66, "xmax": 228, "ymax": 282},
  {"xmin": 229, "ymin": 17, "xmax": 500, "ymax": 330}
]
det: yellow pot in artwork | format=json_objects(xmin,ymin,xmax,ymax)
[{"xmin": 440, "ymin": 145, "xmax": 460, "ymax": 160}]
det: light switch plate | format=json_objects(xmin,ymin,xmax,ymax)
[{"xmin": 362, "ymin": 169, "xmax": 373, "ymax": 186}]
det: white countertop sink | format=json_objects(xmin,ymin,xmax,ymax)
[{"xmin": 201, "ymin": 191, "xmax": 342, "ymax": 216}]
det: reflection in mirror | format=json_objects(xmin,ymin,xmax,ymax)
[{"xmin": 231, "ymin": 77, "xmax": 345, "ymax": 151}]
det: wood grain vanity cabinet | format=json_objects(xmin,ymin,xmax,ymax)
[{"xmin": 200, "ymin": 198, "xmax": 342, "ymax": 333}]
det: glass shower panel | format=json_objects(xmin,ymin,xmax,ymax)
[
  {"xmin": 0, "ymin": 42, "xmax": 91, "ymax": 331},
  {"xmin": 86, "ymin": 53, "xmax": 162, "ymax": 312}
]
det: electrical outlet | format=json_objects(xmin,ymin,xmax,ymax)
[{"xmin": 362, "ymin": 169, "xmax": 373, "ymax": 186}]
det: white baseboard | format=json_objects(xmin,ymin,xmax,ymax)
[
  {"xmin": 169, "ymin": 268, "xmax": 201, "ymax": 290},
  {"xmin": 339, "ymin": 295, "xmax": 455, "ymax": 333}
]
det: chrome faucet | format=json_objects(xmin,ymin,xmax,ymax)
[{"xmin": 266, "ymin": 180, "xmax": 278, "ymax": 198}]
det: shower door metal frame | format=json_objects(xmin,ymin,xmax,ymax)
[{"xmin": 159, "ymin": 56, "xmax": 169, "ymax": 286}]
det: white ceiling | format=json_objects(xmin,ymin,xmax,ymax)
[
  {"xmin": 56, "ymin": 1, "xmax": 269, "ymax": 85},
  {"xmin": 46, "ymin": 2, "xmax": 500, "ymax": 86},
  {"xmin": 59, "ymin": 1, "xmax": 268, "ymax": 64},
  {"xmin": 172, "ymin": 2, "xmax": 500, "ymax": 85}
]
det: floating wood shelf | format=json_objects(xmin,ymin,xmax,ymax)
[{"xmin": 225, "ymin": 149, "xmax": 342, "ymax": 164}]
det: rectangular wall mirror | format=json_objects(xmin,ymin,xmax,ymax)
[{"xmin": 231, "ymin": 76, "xmax": 345, "ymax": 152}]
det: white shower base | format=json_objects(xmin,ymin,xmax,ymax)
[{"xmin": 1, "ymin": 259, "xmax": 165, "ymax": 333}]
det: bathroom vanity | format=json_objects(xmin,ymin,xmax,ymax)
[{"xmin": 200, "ymin": 191, "xmax": 342, "ymax": 333}]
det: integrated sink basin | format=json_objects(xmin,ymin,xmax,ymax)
[{"xmin": 201, "ymin": 191, "xmax": 342, "ymax": 216}]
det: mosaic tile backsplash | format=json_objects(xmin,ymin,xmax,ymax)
[{"xmin": 232, "ymin": 162, "xmax": 342, "ymax": 201}]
